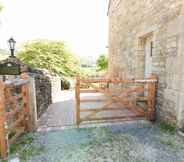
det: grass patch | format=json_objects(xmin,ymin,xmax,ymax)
[
  {"xmin": 9, "ymin": 134, "xmax": 34, "ymax": 154},
  {"xmin": 160, "ymin": 138, "xmax": 177, "ymax": 149},
  {"xmin": 19, "ymin": 144, "xmax": 45, "ymax": 161},
  {"xmin": 158, "ymin": 122, "xmax": 176, "ymax": 133},
  {"xmin": 8, "ymin": 134, "xmax": 45, "ymax": 161}
]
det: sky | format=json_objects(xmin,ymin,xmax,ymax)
[{"xmin": 0, "ymin": 0, "xmax": 109, "ymax": 58}]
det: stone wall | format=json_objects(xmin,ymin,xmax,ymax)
[
  {"xmin": 0, "ymin": 58, "xmax": 53, "ymax": 119},
  {"xmin": 108, "ymin": 0, "xmax": 184, "ymax": 128},
  {"xmin": 29, "ymin": 71, "xmax": 52, "ymax": 118}
]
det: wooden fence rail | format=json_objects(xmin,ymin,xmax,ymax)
[
  {"xmin": 0, "ymin": 73, "xmax": 30, "ymax": 160},
  {"xmin": 75, "ymin": 75, "xmax": 157, "ymax": 126}
]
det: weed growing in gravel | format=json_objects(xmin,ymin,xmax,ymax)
[
  {"xmin": 9, "ymin": 134, "xmax": 34, "ymax": 154},
  {"xmin": 159, "ymin": 133, "xmax": 184, "ymax": 152},
  {"xmin": 160, "ymin": 137, "xmax": 177, "ymax": 149},
  {"xmin": 9, "ymin": 133, "xmax": 45, "ymax": 161},
  {"xmin": 20, "ymin": 144, "xmax": 45, "ymax": 161},
  {"xmin": 158, "ymin": 122, "xmax": 176, "ymax": 133}
]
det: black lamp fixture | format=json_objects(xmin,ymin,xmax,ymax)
[{"xmin": 8, "ymin": 37, "xmax": 16, "ymax": 57}]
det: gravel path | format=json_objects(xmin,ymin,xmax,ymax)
[
  {"xmin": 37, "ymin": 90, "xmax": 75, "ymax": 131},
  {"xmin": 11, "ymin": 121, "xmax": 184, "ymax": 162}
]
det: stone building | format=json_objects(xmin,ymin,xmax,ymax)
[{"xmin": 108, "ymin": 0, "xmax": 184, "ymax": 129}]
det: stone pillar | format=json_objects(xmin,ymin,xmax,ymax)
[{"xmin": 28, "ymin": 76, "xmax": 38, "ymax": 130}]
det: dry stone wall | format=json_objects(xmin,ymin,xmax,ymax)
[
  {"xmin": 29, "ymin": 72, "xmax": 52, "ymax": 118},
  {"xmin": 0, "ymin": 58, "xmax": 58, "ymax": 120},
  {"xmin": 108, "ymin": 0, "xmax": 184, "ymax": 128}
]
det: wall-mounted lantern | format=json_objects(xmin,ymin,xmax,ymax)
[
  {"xmin": 8, "ymin": 37, "xmax": 16, "ymax": 58},
  {"xmin": 0, "ymin": 37, "xmax": 21, "ymax": 75}
]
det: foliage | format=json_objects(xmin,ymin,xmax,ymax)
[
  {"xmin": 9, "ymin": 134, "xmax": 34, "ymax": 154},
  {"xmin": 20, "ymin": 145, "xmax": 45, "ymax": 161},
  {"xmin": 0, "ymin": 3, "xmax": 3, "ymax": 12},
  {"xmin": 159, "ymin": 134, "xmax": 184, "ymax": 150},
  {"xmin": 160, "ymin": 137, "xmax": 177, "ymax": 149},
  {"xmin": 158, "ymin": 121, "xmax": 176, "ymax": 133},
  {"xmin": 17, "ymin": 40, "xmax": 80, "ymax": 77},
  {"xmin": 0, "ymin": 54, "xmax": 7, "ymax": 60},
  {"xmin": 61, "ymin": 78, "xmax": 71, "ymax": 90},
  {"xmin": 79, "ymin": 66, "xmax": 97, "ymax": 79},
  {"xmin": 0, "ymin": 49, "xmax": 8, "ymax": 60},
  {"xmin": 96, "ymin": 54, "xmax": 108, "ymax": 71},
  {"xmin": 9, "ymin": 134, "xmax": 45, "ymax": 161}
]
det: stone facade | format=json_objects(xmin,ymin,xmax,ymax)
[{"xmin": 108, "ymin": 0, "xmax": 184, "ymax": 128}]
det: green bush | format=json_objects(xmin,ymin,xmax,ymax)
[
  {"xmin": 61, "ymin": 78, "xmax": 70, "ymax": 90},
  {"xmin": 63, "ymin": 80, "xmax": 70, "ymax": 90},
  {"xmin": 0, "ymin": 3, "xmax": 3, "ymax": 12},
  {"xmin": 0, "ymin": 49, "xmax": 8, "ymax": 61},
  {"xmin": 158, "ymin": 121, "xmax": 176, "ymax": 133},
  {"xmin": 96, "ymin": 54, "xmax": 108, "ymax": 71},
  {"xmin": 17, "ymin": 40, "xmax": 80, "ymax": 77}
]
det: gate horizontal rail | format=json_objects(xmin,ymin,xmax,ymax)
[
  {"xmin": 75, "ymin": 75, "xmax": 157, "ymax": 126},
  {"xmin": 79, "ymin": 78, "xmax": 157, "ymax": 84},
  {"xmin": 0, "ymin": 73, "xmax": 31, "ymax": 160}
]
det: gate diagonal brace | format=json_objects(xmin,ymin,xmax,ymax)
[
  {"xmin": 81, "ymin": 100, "xmax": 115, "ymax": 121},
  {"xmin": 81, "ymin": 91, "xmax": 145, "ymax": 122},
  {"xmin": 95, "ymin": 87, "xmax": 145, "ymax": 116},
  {"xmin": 111, "ymin": 96, "xmax": 145, "ymax": 116}
]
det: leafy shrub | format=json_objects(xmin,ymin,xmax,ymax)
[
  {"xmin": 17, "ymin": 40, "xmax": 80, "ymax": 77},
  {"xmin": 61, "ymin": 78, "xmax": 70, "ymax": 90},
  {"xmin": 96, "ymin": 54, "xmax": 108, "ymax": 71},
  {"xmin": 0, "ymin": 3, "xmax": 3, "ymax": 12},
  {"xmin": 158, "ymin": 121, "xmax": 176, "ymax": 133}
]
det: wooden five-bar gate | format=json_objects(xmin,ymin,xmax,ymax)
[
  {"xmin": 0, "ymin": 73, "xmax": 30, "ymax": 160},
  {"xmin": 75, "ymin": 75, "xmax": 157, "ymax": 126}
]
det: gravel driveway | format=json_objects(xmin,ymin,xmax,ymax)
[{"xmin": 10, "ymin": 121, "xmax": 184, "ymax": 162}]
